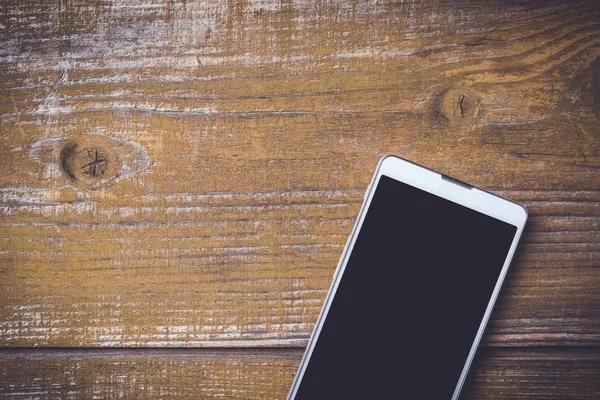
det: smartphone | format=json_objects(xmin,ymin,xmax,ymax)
[{"xmin": 286, "ymin": 155, "xmax": 528, "ymax": 400}]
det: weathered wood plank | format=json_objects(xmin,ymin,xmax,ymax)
[
  {"xmin": 461, "ymin": 348, "xmax": 600, "ymax": 399},
  {"xmin": 0, "ymin": 189, "xmax": 598, "ymax": 347},
  {"xmin": 1, "ymin": 0, "xmax": 599, "ymax": 349},
  {"xmin": 0, "ymin": 347, "xmax": 598, "ymax": 399}
]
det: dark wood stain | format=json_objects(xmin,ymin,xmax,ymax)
[{"xmin": 59, "ymin": 141, "xmax": 78, "ymax": 181}]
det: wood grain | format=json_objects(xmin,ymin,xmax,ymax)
[
  {"xmin": 0, "ymin": 188, "xmax": 598, "ymax": 347},
  {"xmin": 1, "ymin": 0, "xmax": 599, "ymax": 349},
  {"xmin": 0, "ymin": 347, "xmax": 598, "ymax": 399},
  {"xmin": 1, "ymin": 0, "xmax": 599, "ymax": 397}
]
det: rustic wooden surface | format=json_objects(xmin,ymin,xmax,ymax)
[
  {"xmin": 1, "ymin": 0, "xmax": 599, "ymax": 398},
  {"xmin": 1, "ymin": 348, "xmax": 599, "ymax": 399}
]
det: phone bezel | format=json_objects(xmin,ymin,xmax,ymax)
[{"xmin": 286, "ymin": 155, "xmax": 528, "ymax": 400}]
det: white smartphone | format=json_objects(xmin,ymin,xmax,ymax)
[{"xmin": 287, "ymin": 155, "xmax": 528, "ymax": 400}]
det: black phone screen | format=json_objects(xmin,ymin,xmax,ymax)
[{"xmin": 293, "ymin": 175, "xmax": 518, "ymax": 399}]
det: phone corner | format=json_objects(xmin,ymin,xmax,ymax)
[
  {"xmin": 377, "ymin": 154, "xmax": 399, "ymax": 166},
  {"xmin": 517, "ymin": 202, "xmax": 528, "ymax": 223}
]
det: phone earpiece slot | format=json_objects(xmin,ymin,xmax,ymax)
[{"xmin": 441, "ymin": 174, "xmax": 474, "ymax": 190}]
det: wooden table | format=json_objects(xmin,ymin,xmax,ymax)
[{"xmin": 1, "ymin": 0, "xmax": 599, "ymax": 398}]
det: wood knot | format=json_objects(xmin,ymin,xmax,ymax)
[
  {"xmin": 80, "ymin": 148, "xmax": 109, "ymax": 178},
  {"xmin": 51, "ymin": 134, "xmax": 148, "ymax": 190},
  {"xmin": 60, "ymin": 140, "xmax": 115, "ymax": 188},
  {"xmin": 79, "ymin": 147, "xmax": 109, "ymax": 178},
  {"xmin": 439, "ymin": 88, "xmax": 480, "ymax": 126}
]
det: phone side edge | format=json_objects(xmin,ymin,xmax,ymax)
[
  {"xmin": 451, "ymin": 208, "xmax": 528, "ymax": 400},
  {"xmin": 285, "ymin": 156, "xmax": 388, "ymax": 400}
]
